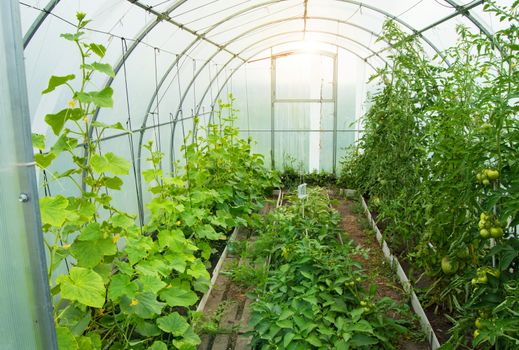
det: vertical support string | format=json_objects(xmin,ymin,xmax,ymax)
[
  {"xmin": 121, "ymin": 37, "xmax": 144, "ymax": 228},
  {"xmin": 192, "ymin": 59, "xmax": 198, "ymax": 143},
  {"xmin": 245, "ymin": 64, "xmax": 251, "ymax": 139},
  {"xmin": 153, "ymin": 48, "xmax": 163, "ymax": 168}
]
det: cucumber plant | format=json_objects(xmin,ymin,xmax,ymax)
[{"xmin": 34, "ymin": 13, "xmax": 278, "ymax": 350}]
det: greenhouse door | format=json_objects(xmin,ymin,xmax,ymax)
[{"xmin": 271, "ymin": 51, "xmax": 337, "ymax": 173}]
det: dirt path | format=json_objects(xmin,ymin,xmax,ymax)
[
  {"xmin": 331, "ymin": 193, "xmax": 430, "ymax": 350},
  {"xmin": 199, "ymin": 193, "xmax": 429, "ymax": 349}
]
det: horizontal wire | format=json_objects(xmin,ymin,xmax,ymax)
[{"xmin": 19, "ymin": 1, "xmax": 221, "ymax": 64}]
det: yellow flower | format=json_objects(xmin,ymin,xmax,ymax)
[
  {"xmin": 112, "ymin": 234, "xmax": 121, "ymax": 244},
  {"xmin": 130, "ymin": 298, "xmax": 139, "ymax": 306},
  {"xmin": 68, "ymin": 100, "xmax": 76, "ymax": 108},
  {"xmin": 63, "ymin": 243, "xmax": 71, "ymax": 250},
  {"xmin": 176, "ymin": 220, "xmax": 181, "ymax": 226}
]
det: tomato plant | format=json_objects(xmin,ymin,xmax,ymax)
[{"xmin": 341, "ymin": 1, "xmax": 518, "ymax": 348}]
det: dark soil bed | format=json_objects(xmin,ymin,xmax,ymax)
[
  {"xmin": 362, "ymin": 194, "xmax": 452, "ymax": 345},
  {"xmin": 332, "ymin": 192, "xmax": 430, "ymax": 349}
]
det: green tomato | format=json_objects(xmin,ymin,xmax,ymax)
[
  {"xmin": 477, "ymin": 274, "xmax": 488, "ymax": 284},
  {"xmin": 487, "ymin": 169, "xmax": 499, "ymax": 180},
  {"xmin": 490, "ymin": 227, "xmax": 503, "ymax": 238},
  {"xmin": 480, "ymin": 229, "xmax": 490, "ymax": 238},
  {"xmin": 475, "ymin": 318, "xmax": 483, "ymax": 329},
  {"xmin": 482, "ymin": 179, "xmax": 491, "ymax": 186},
  {"xmin": 474, "ymin": 329, "xmax": 480, "ymax": 338},
  {"xmin": 441, "ymin": 256, "xmax": 458, "ymax": 274},
  {"xmin": 457, "ymin": 245, "xmax": 470, "ymax": 259}
]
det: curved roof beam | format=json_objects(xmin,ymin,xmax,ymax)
[
  {"xmin": 445, "ymin": 0, "xmax": 491, "ymax": 38},
  {"xmin": 192, "ymin": 0, "xmax": 447, "ymax": 61},
  {"xmin": 22, "ymin": 0, "xmax": 61, "ymax": 48},
  {"xmin": 194, "ymin": 30, "xmax": 384, "ymax": 118},
  {"xmin": 208, "ymin": 37, "xmax": 380, "ymax": 110},
  {"xmin": 365, "ymin": 0, "xmax": 490, "ymax": 60},
  {"xmin": 95, "ymin": 0, "xmax": 447, "ymax": 134},
  {"xmin": 74, "ymin": 31, "xmax": 382, "ymax": 148},
  {"xmin": 133, "ymin": 15, "xmax": 392, "ymax": 169},
  {"xmin": 238, "ymin": 29, "xmax": 389, "ymax": 64},
  {"xmin": 163, "ymin": 17, "xmax": 388, "ymax": 144}
]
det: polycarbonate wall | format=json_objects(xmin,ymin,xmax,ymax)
[{"xmin": 18, "ymin": 0, "xmax": 508, "ymax": 217}]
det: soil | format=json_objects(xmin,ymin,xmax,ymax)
[
  {"xmin": 331, "ymin": 192, "xmax": 430, "ymax": 349},
  {"xmin": 208, "ymin": 238, "xmax": 230, "ymax": 276},
  {"xmin": 200, "ymin": 192, "xmax": 431, "ymax": 349},
  {"xmin": 363, "ymin": 196, "xmax": 454, "ymax": 345}
]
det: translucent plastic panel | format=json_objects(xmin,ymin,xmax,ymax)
[
  {"xmin": 207, "ymin": 0, "xmax": 304, "ymax": 44},
  {"xmin": 319, "ymin": 131, "xmax": 335, "ymax": 172},
  {"xmin": 276, "ymin": 54, "xmax": 334, "ymax": 100},
  {"xmin": 274, "ymin": 130, "xmax": 309, "ymax": 171},
  {"xmin": 232, "ymin": 60, "xmax": 271, "ymax": 131},
  {"xmin": 227, "ymin": 25, "xmax": 304, "ymax": 54},
  {"xmin": 398, "ymin": 1, "xmax": 454, "ymax": 30},
  {"xmin": 274, "ymin": 103, "xmax": 334, "ymax": 131},
  {"xmin": 143, "ymin": 20, "xmax": 197, "ymax": 58},
  {"xmin": 238, "ymin": 131, "xmax": 272, "ymax": 169},
  {"xmin": 273, "ymin": 131, "xmax": 335, "ymax": 172},
  {"xmin": 169, "ymin": 0, "xmax": 269, "ymax": 33},
  {"xmin": 336, "ymin": 130, "xmax": 357, "ymax": 170},
  {"xmin": 337, "ymin": 50, "xmax": 360, "ymax": 131}
]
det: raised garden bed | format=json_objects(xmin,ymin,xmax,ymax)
[{"xmin": 345, "ymin": 189, "xmax": 441, "ymax": 349}]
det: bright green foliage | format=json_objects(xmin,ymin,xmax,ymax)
[
  {"xmin": 56, "ymin": 267, "xmax": 105, "ymax": 308},
  {"xmin": 341, "ymin": 2, "xmax": 518, "ymax": 348},
  {"xmin": 36, "ymin": 12, "xmax": 278, "ymax": 350},
  {"xmin": 247, "ymin": 188, "xmax": 413, "ymax": 349}
]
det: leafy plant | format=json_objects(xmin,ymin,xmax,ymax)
[
  {"xmin": 247, "ymin": 188, "xmax": 414, "ymax": 349},
  {"xmin": 35, "ymin": 13, "xmax": 279, "ymax": 350},
  {"xmin": 341, "ymin": 1, "xmax": 519, "ymax": 348}
]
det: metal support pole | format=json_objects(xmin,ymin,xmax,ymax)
[
  {"xmin": 332, "ymin": 47, "xmax": 339, "ymax": 174},
  {"xmin": 0, "ymin": 1, "xmax": 57, "ymax": 349},
  {"xmin": 270, "ymin": 51, "xmax": 276, "ymax": 169}
]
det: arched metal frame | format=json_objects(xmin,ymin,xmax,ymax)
[
  {"xmin": 91, "ymin": 0, "xmax": 463, "ymax": 141},
  {"xmin": 22, "ymin": 0, "xmax": 498, "ymax": 212},
  {"xmin": 136, "ymin": 33, "xmax": 381, "ymax": 216},
  {"xmin": 133, "ymin": 17, "xmax": 397, "ymax": 206}
]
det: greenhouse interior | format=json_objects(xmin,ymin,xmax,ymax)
[{"xmin": 1, "ymin": 0, "xmax": 518, "ymax": 349}]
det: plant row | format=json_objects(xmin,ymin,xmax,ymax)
[
  {"xmin": 236, "ymin": 187, "xmax": 416, "ymax": 349},
  {"xmin": 340, "ymin": 2, "xmax": 518, "ymax": 348},
  {"xmin": 34, "ymin": 13, "xmax": 278, "ymax": 350}
]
